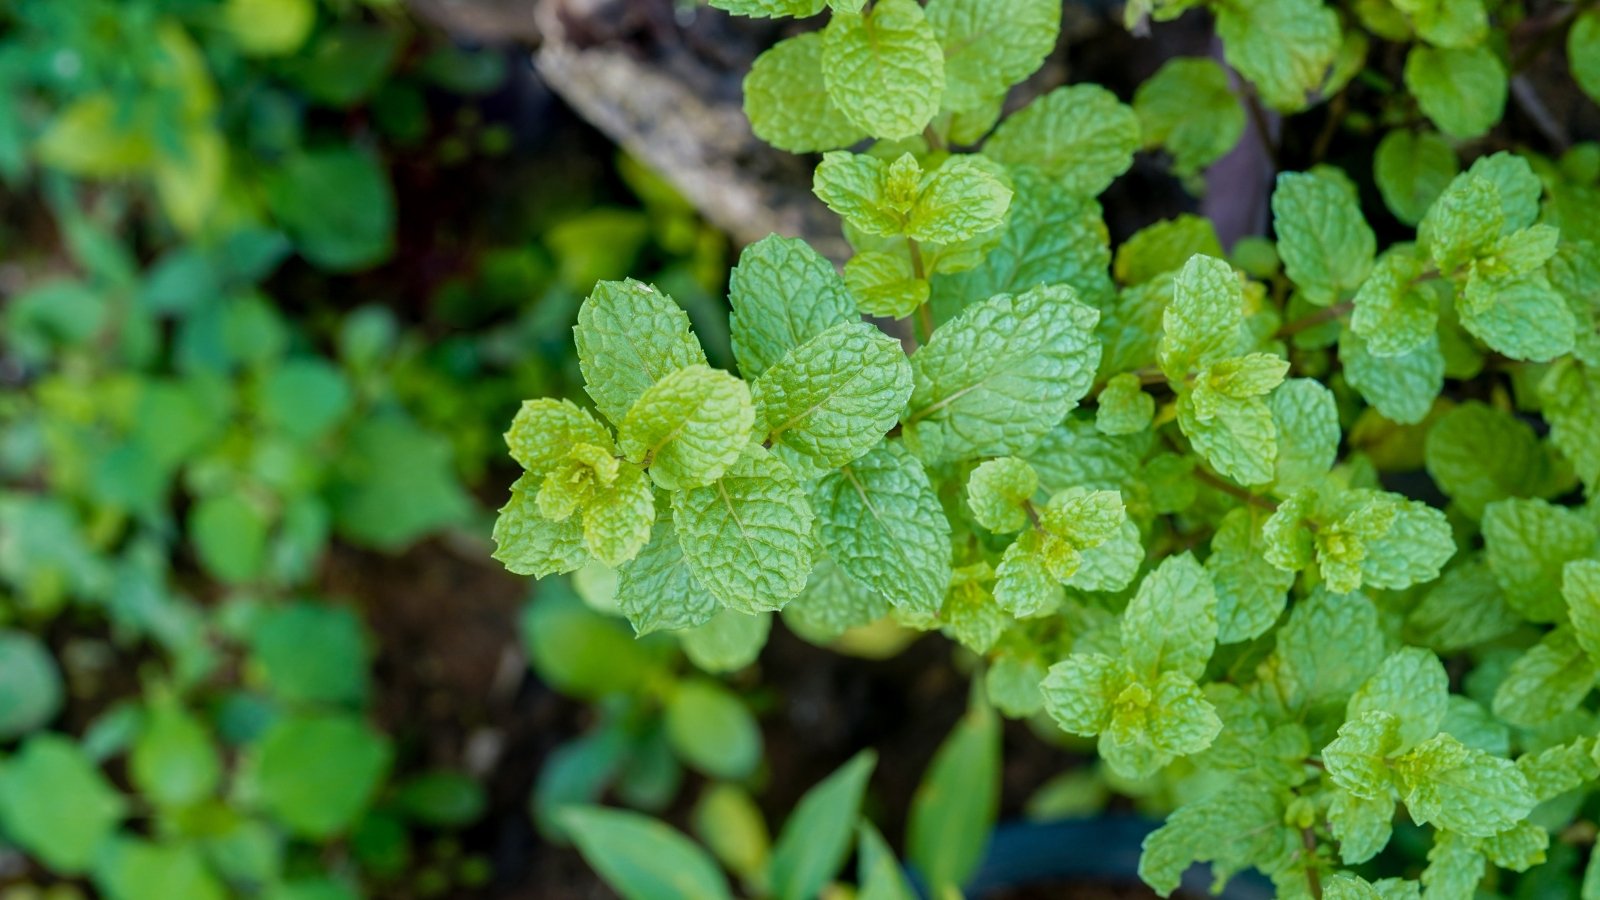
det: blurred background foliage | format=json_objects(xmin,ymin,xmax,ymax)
[{"xmin": 0, "ymin": 0, "xmax": 735, "ymax": 896}]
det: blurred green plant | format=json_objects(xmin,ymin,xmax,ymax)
[{"xmin": 0, "ymin": 0, "xmax": 729, "ymax": 896}]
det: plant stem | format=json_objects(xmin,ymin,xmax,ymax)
[
  {"xmin": 1193, "ymin": 465, "xmax": 1279, "ymax": 513},
  {"xmin": 1275, "ymin": 300, "xmax": 1353, "ymax": 339},
  {"xmin": 1303, "ymin": 829, "xmax": 1323, "ymax": 899}
]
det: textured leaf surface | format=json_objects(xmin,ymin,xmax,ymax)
[
  {"xmin": 1404, "ymin": 45, "xmax": 1507, "ymax": 140},
  {"xmin": 744, "ymin": 33, "xmax": 868, "ymax": 153},
  {"xmin": 1272, "ymin": 172, "xmax": 1375, "ymax": 306},
  {"xmin": 905, "ymin": 284, "xmax": 1099, "ymax": 463},
  {"xmin": 754, "ymin": 322, "xmax": 912, "ymax": 468},
  {"xmin": 620, "ymin": 365, "xmax": 754, "ymax": 490},
  {"xmin": 814, "ymin": 443, "xmax": 951, "ymax": 614},
  {"xmin": 1214, "ymin": 0, "xmax": 1340, "ymax": 110},
  {"xmin": 728, "ymin": 234, "xmax": 857, "ymax": 378},
  {"xmin": 672, "ymin": 448, "xmax": 815, "ymax": 614},
  {"xmin": 983, "ymin": 85, "xmax": 1139, "ymax": 197},
  {"xmin": 926, "ymin": 0, "xmax": 1058, "ymax": 112},
  {"xmin": 575, "ymin": 280, "xmax": 705, "ymax": 425},
  {"xmin": 822, "ymin": 0, "xmax": 944, "ymax": 141}
]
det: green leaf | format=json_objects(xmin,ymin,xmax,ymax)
[
  {"xmin": 858, "ymin": 821, "xmax": 917, "ymax": 900},
  {"xmin": 249, "ymin": 601, "xmax": 369, "ymax": 706},
  {"xmin": 1123, "ymin": 553, "xmax": 1218, "ymax": 682},
  {"xmin": 1040, "ymin": 652, "xmax": 1124, "ymax": 737},
  {"xmin": 1420, "ymin": 829, "xmax": 1485, "ymax": 900},
  {"xmin": 1350, "ymin": 246, "xmax": 1439, "ymax": 357},
  {"xmin": 330, "ymin": 415, "xmax": 471, "ymax": 551},
  {"xmin": 1540, "ymin": 360, "xmax": 1600, "ymax": 492},
  {"xmin": 1207, "ymin": 507, "xmax": 1294, "ymax": 643},
  {"xmin": 1394, "ymin": 734, "xmax": 1534, "ymax": 838},
  {"xmin": 907, "ymin": 697, "xmax": 1000, "ymax": 892},
  {"xmin": 1324, "ymin": 710, "xmax": 1404, "ymax": 800},
  {"xmin": 926, "ymin": 0, "xmax": 1059, "ymax": 113},
  {"xmin": 1177, "ymin": 391, "xmax": 1277, "ymax": 487},
  {"xmin": 814, "ymin": 442, "xmax": 951, "ymax": 614},
  {"xmin": 665, "ymin": 680, "xmax": 763, "ymax": 780},
  {"xmin": 1566, "ymin": 560, "xmax": 1600, "ymax": 664},
  {"xmin": 1418, "ymin": 172, "xmax": 1504, "ymax": 273},
  {"xmin": 190, "ymin": 493, "xmax": 269, "ymax": 584},
  {"xmin": 394, "ymin": 771, "xmax": 487, "ymax": 827},
  {"xmin": 905, "ymin": 284, "xmax": 1100, "ymax": 463},
  {"xmin": 1268, "ymin": 378, "xmax": 1337, "ymax": 494},
  {"xmin": 94, "ymin": 838, "xmax": 227, "ymax": 900},
  {"xmin": 728, "ymin": 235, "xmax": 857, "ymax": 378},
  {"xmin": 822, "ymin": 0, "xmax": 945, "ymax": 141},
  {"xmin": 0, "ymin": 735, "xmax": 126, "ymax": 874},
  {"xmin": 1405, "ymin": 559, "xmax": 1520, "ymax": 653},
  {"xmin": 754, "ymin": 322, "xmax": 913, "ymax": 468},
  {"xmin": 131, "ymin": 701, "xmax": 221, "ymax": 809},
  {"xmin": 1272, "ymin": 171, "xmax": 1376, "ymax": 306},
  {"xmin": 562, "ymin": 806, "xmax": 734, "ymax": 900},
  {"xmin": 265, "ymin": 147, "xmax": 395, "ymax": 271},
  {"xmin": 620, "ymin": 365, "xmax": 754, "ymax": 490},
  {"xmin": 1114, "ymin": 218, "xmax": 1222, "ymax": 288},
  {"xmin": 710, "ymin": 0, "xmax": 825, "ymax": 16},
  {"xmin": 1457, "ymin": 269, "xmax": 1576, "ymax": 362},
  {"xmin": 1096, "ymin": 373, "xmax": 1155, "ymax": 436},
  {"xmin": 844, "ymin": 251, "xmax": 928, "ymax": 318},
  {"xmin": 1159, "ymin": 254, "xmax": 1246, "ymax": 378},
  {"xmin": 1404, "ymin": 45, "xmax": 1507, "ymax": 140},
  {"xmin": 1347, "ymin": 648, "xmax": 1448, "ymax": 752},
  {"xmin": 1490, "ymin": 628, "xmax": 1596, "ymax": 728},
  {"xmin": 521, "ymin": 587, "xmax": 664, "ymax": 700},
  {"xmin": 672, "ymin": 447, "xmax": 816, "ymax": 614},
  {"xmin": 693, "ymin": 783, "xmax": 771, "ymax": 886},
  {"xmin": 1482, "ymin": 497, "xmax": 1599, "ymax": 622},
  {"xmin": 1356, "ymin": 496, "xmax": 1455, "ymax": 591},
  {"xmin": 1214, "ymin": 0, "xmax": 1340, "ymax": 110},
  {"xmin": 993, "ymin": 535, "xmax": 1061, "ymax": 617},
  {"xmin": 615, "ymin": 514, "xmax": 714, "ymax": 633},
  {"xmin": 744, "ymin": 33, "xmax": 869, "ymax": 152},
  {"xmin": 1373, "ymin": 130, "xmax": 1459, "ymax": 227},
  {"xmin": 0, "ymin": 629, "xmax": 63, "ymax": 739},
  {"xmin": 768, "ymin": 750, "xmax": 877, "ymax": 900},
  {"xmin": 908, "ymin": 156, "xmax": 1014, "ymax": 244},
  {"xmin": 1424, "ymin": 401, "xmax": 1567, "ymax": 519},
  {"xmin": 253, "ymin": 714, "xmax": 391, "ymax": 839},
  {"xmin": 1572, "ymin": 11, "xmax": 1600, "ymax": 105},
  {"xmin": 505, "ymin": 399, "xmax": 614, "ymax": 478},
  {"xmin": 681, "ymin": 609, "xmax": 772, "ymax": 673},
  {"xmin": 814, "ymin": 153, "xmax": 1011, "ymax": 245},
  {"xmin": 1340, "ymin": 329, "xmax": 1443, "ymax": 426},
  {"xmin": 966, "ymin": 456, "xmax": 1039, "ymax": 533},
  {"xmin": 782, "ymin": 555, "xmax": 891, "ymax": 642},
  {"xmin": 931, "ymin": 168, "xmax": 1115, "ymax": 316},
  {"xmin": 494, "ymin": 474, "xmax": 590, "ymax": 577},
  {"xmin": 983, "ymin": 84, "xmax": 1140, "ymax": 196},
  {"xmin": 1134, "ymin": 57, "xmax": 1245, "ymax": 180},
  {"xmin": 575, "ymin": 280, "xmax": 707, "ymax": 425},
  {"xmin": 1329, "ymin": 788, "xmax": 1395, "ymax": 865},
  {"xmin": 1138, "ymin": 784, "xmax": 1287, "ymax": 897},
  {"xmin": 1257, "ymin": 589, "xmax": 1384, "ymax": 718}
]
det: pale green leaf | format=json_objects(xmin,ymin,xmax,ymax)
[
  {"xmin": 672, "ymin": 447, "xmax": 816, "ymax": 614},
  {"xmin": 1123, "ymin": 553, "xmax": 1218, "ymax": 682},
  {"xmin": 905, "ymin": 283, "xmax": 1099, "ymax": 463},
  {"xmin": 822, "ymin": 0, "xmax": 945, "ymax": 141},
  {"xmin": 1214, "ymin": 0, "xmax": 1341, "ymax": 111},
  {"xmin": 966, "ymin": 456, "xmax": 1038, "ymax": 533},
  {"xmin": 493, "ymin": 474, "xmax": 590, "ymax": 577},
  {"xmin": 1133, "ymin": 58, "xmax": 1245, "ymax": 180},
  {"xmin": 1373, "ymin": 130, "xmax": 1458, "ymax": 227},
  {"xmin": 814, "ymin": 442, "xmax": 951, "ymax": 614},
  {"xmin": 1490, "ymin": 627, "xmax": 1596, "ymax": 728},
  {"xmin": 754, "ymin": 322, "xmax": 912, "ymax": 468},
  {"xmin": 1340, "ymin": 329, "xmax": 1443, "ymax": 426},
  {"xmin": 1404, "ymin": 45, "xmax": 1507, "ymax": 140},
  {"xmin": 1347, "ymin": 648, "xmax": 1448, "ymax": 752},
  {"xmin": 1482, "ymin": 497, "xmax": 1599, "ymax": 622},
  {"xmin": 744, "ymin": 33, "xmax": 869, "ymax": 153},
  {"xmin": 616, "ymin": 513, "xmax": 717, "ymax": 636},
  {"xmin": 728, "ymin": 234, "xmax": 857, "ymax": 378},
  {"xmin": 925, "ymin": 0, "xmax": 1059, "ymax": 113},
  {"xmin": 1394, "ymin": 734, "xmax": 1534, "ymax": 838},
  {"xmin": 1207, "ymin": 507, "xmax": 1294, "ymax": 643},
  {"xmin": 1272, "ymin": 171, "xmax": 1376, "ymax": 306},
  {"xmin": 983, "ymin": 84, "xmax": 1140, "ymax": 197},
  {"xmin": 575, "ymin": 280, "xmax": 706, "ymax": 425},
  {"xmin": 1096, "ymin": 373, "xmax": 1154, "ymax": 436},
  {"xmin": 681, "ymin": 609, "xmax": 772, "ymax": 673},
  {"xmin": 1159, "ymin": 254, "xmax": 1246, "ymax": 378}
]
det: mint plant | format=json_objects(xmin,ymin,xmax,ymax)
[{"xmin": 498, "ymin": 0, "xmax": 1600, "ymax": 896}]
